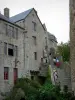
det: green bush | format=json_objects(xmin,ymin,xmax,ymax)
[
  {"xmin": 4, "ymin": 77, "xmax": 75, "ymax": 100},
  {"xmin": 4, "ymin": 78, "xmax": 40, "ymax": 100}
]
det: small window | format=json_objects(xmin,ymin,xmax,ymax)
[
  {"xmin": 8, "ymin": 44, "xmax": 14, "ymax": 56},
  {"xmin": 32, "ymin": 21, "xmax": 36, "ymax": 31},
  {"xmin": 46, "ymin": 59, "xmax": 47, "ymax": 63},
  {"xmin": 4, "ymin": 24, "xmax": 8, "ymax": 35},
  {"xmin": 4, "ymin": 67, "xmax": 9, "ymax": 80},
  {"xmin": 15, "ymin": 28, "xmax": 18, "ymax": 39},
  {"xmin": 4, "ymin": 42, "xmax": 7, "ymax": 55},
  {"xmin": 32, "ymin": 36, "xmax": 37, "ymax": 45},
  {"xmin": 8, "ymin": 25, "xmax": 12, "ymax": 37},
  {"xmin": 34, "ymin": 52, "xmax": 37, "ymax": 60},
  {"xmin": 8, "ymin": 48, "xmax": 13, "ymax": 56},
  {"xmin": 11, "ymin": 26, "xmax": 14, "ymax": 38}
]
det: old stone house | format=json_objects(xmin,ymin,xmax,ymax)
[
  {"xmin": 0, "ymin": 7, "xmax": 57, "ymax": 94},
  {"xmin": 10, "ymin": 8, "xmax": 57, "ymax": 80},
  {"xmin": 0, "ymin": 8, "xmax": 25, "ymax": 93}
]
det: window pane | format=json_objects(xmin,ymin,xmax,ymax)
[
  {"xmin": 34, "ymin": 52, "xmax": 37, "ymax": 60},
  {"xmin": 8, "ymin": 48, "xmax": 14, "ymax": 56},
  {"xmin": 4, "ymin": 67, "xmax": 9, "ymax": 80},
  {"xmin": 8, "ymin": 44, "xmax": 14, "ymax": 56},
  {"xmin": 32, "ymin": 22, "xmax": 36, "ymax": 31}
]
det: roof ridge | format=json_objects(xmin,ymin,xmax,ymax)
[
  {"xmin": 11, "ymin": 8, "xmax": 33, "ymax": 18},
  {"xmin": 10, "ymin": 8, "xmax": 34, "ymax": 22}
]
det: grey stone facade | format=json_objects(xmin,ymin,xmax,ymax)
[
  {"xmin": 0, "ymin": 11, "xmax": 25, "ymax": 93},
  {"xmin": 11, "ymin": 8, "xmax": 57, "ymax": 78},
  {"xmin": 0, "ymin": 8, "xmax": 57, "ymax": 94}
]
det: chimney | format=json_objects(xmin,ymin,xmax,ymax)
[{"xmin": 4, "ymin": 8, "xmax": 9, "ymax": 18}]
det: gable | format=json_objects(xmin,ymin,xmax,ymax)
[
  {"xmin": 10, "ymin": 8, "xmax": 45, "ymax": 31},
  {"xmin": 26, "ymin": 8, "xmax": 46, "ymax": 31}
]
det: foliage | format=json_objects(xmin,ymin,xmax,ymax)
[
  {"xmin": 63, "ymin": 85, "xmax": 68, "ymax": 93},
  {"xmin": 4, "ymin": 78, "xmax": 40, "ymax": 100},
  {"xmin": 4, "ymin": 77, "xmax": 75, "ymax": 100},
  {"xmin": 57, "ymin": 42, "xmax": 70, "ymax": 62}
]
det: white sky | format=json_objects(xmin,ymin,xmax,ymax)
[{"xmin": 0, "ymin": 0, "xmax": 69, "ymax": 43}]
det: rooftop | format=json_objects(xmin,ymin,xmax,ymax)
[
  {"xmin": 0, "ymin": 13, "xmax": 24, "ymax": 29},
  {"xmin": 10, "ymin": 8, "xmax": 33, "ymax": 22}
]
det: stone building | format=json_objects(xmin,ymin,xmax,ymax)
[
  {"xmin": 0, "ymin": 7, "xmax": 57, "ymax": 94},
  {"xmin": 0, "ymin": 8, "xmax": 25, "ymax": 93},
  {"xmin": 10, "ymin": 8, "xmax": 57, "ymax": 80},
  {"xmin": 70, "ymin": 0, "xmax": 75, "ymax": 93}
]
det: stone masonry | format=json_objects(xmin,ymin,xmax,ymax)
[{"xmin": 70, "ymin": 0, "xmax": 75, "ymax": 93}]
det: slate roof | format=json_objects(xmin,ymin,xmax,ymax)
[
  {"xmin": 10, "ymin": 8, "xmax": 33, "ymax": 22},
  {"xmin": 0, "ymin": 13, "xmax": 24, "ymax": 29},
  {"xmin": 0, "ymin": 13, "xmax": 13, "ymax": 23}
]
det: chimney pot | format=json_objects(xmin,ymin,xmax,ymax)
[{"xmin": 4, "ymin": 8, "xmax": 9, "ymax": 18}]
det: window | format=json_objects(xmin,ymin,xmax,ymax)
[
  {"xmin": 32, "ymin": 21, "xmax": 36, "ymax": 31},
  {"xmin": 4, "ymin": 43, "xmax": 18, "ymax": 57},
  {"xmin": 14, "ymin": 46, "xmax": 18, "ymax": 57},
  {"xmin": 15, "ymin": 28, "xmax": 18, "ymax": 39},
  {"xmin": 46, "ymin": 59, "xmax": 47, "ymax": 63},
  {"xmin": 4, "ymin": 24, "xmax": 18, "ymax": 39},
  {"xmin": 32, "ymin": 36, "xmax": 37, "ymax": 45},
  {"xmin": 4, "ymin": 24, "xmax": 8, "ymax": 35},
  {"xmin": 8, "ymin": 48, "xmax": 13, "ymax": 56},
  {"xmin": 8, "ymin": 44, "xmax": 14, "ymax": 56},
  {"xmin": 8, "ymin": 25, "xmax": 12, "ymax": 37},
  {"xmin": 4, "ymin": 42, "xmax": 7, "ymax": 55},
  {"xmin": 4, "ymin": 67, "xmax": 9, "ymax": 80},
  {"xmin": 11, "ymin": 26, "xmax": 14, "ymax": 38},
  {"xmin": 34, "ymin": 52, "xmax": 37, "ymax": 60}
]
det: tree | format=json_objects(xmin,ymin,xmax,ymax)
[{"xmin": 57, "ymin": 42, "xmax": 70, "ymax": 62}]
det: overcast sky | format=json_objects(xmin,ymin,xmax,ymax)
[{"xmin": 0, "ymin": 0, "xmax": 69, "ymax": 43}]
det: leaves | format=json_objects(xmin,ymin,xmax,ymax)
[{"xmin": 57, "ymin": 42, "xmax": 70, "ymax": 62}]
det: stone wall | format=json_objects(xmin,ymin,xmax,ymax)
[{"xmin": 70, "ymin": 0, "xmax": 75, "ymax": 93}]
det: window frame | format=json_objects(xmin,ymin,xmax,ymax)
[
  {"xmin": 8, "ymin": 44, "xmax": 14, "ymax": 56},
  {"xmin": 32, "ymin": 36, "xmax": 37, "ymax": 45},
  {"xmin": 32, "ymin": 21, "xmax": 36, "ymax": 31},
  {"xmin": 34, "ymin": 52, "xmax": 37, "ymax": 60},
  {"xmin": 4, "ymin": 67, "xmax": 9, "ymax": 80}
]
